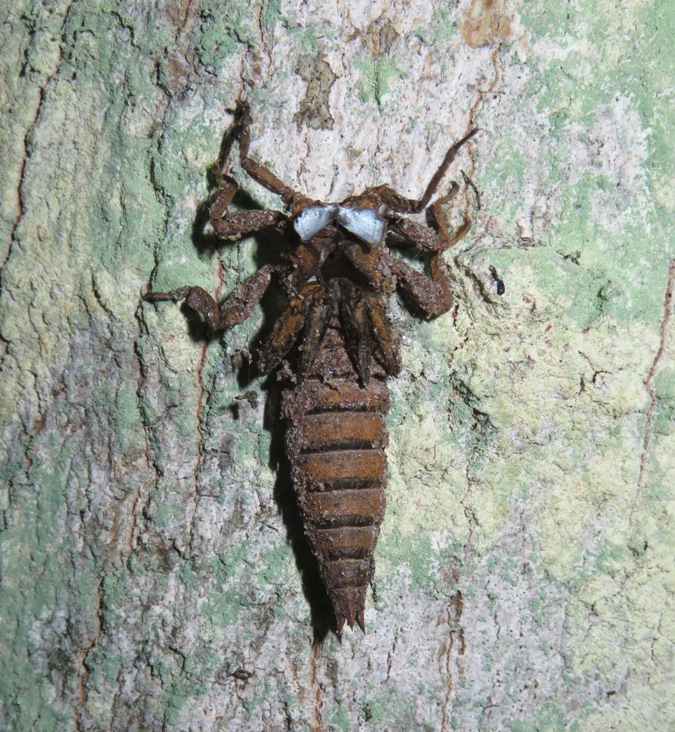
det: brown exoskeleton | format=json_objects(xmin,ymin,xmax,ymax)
[{"xmin": 144, "ymin": 101, "xmax": 478, "ymax": 633}]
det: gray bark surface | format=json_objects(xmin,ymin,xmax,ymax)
[{"xmin": 1, "ymin": 1, "xmax": 673, "ymax": 730}]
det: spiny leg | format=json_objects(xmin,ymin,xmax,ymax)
[
  {"xmin": 387, "ymin": 182, "xmax": 470, "ymax": 252},
  {"xmin": 208, "ymin": 172, "xmax": 238, "ymax": 221},
  {"xmin": 367, "ymin": 128, "xmax": 479, "ymax": 214},
  {"xmin": 144, "ymin": 264, "xmax": 274, "ymax": 331},
  {"xmin": 365, "ymin": 293, "xmax": 401, "ymax": 376},
  {"xmin": 388, "ymin": 253, "xmax": 453, "ymax": 319},
  {"xmin": 386, "ymin": 179, "xmax": 475, "ymax": 317},
  {"xmin": 235, "ymin": 101, "xmax": 312, "ymax": 211},
  {"xmin": 211, "ymin": 208, "xmax": 287, "ymax": 241},
  {"xmin": 208, "ymin": 172, "xmax": 287, "ymax": 241},
  {"xmin": 387, "ymin": 218, "xmax": 448, "ymax": 252},
  {"xmin": 429, "ymin": 181, "xmax": 471, "ymax": 249}
]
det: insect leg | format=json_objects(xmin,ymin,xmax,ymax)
[
  {"xmin": 211, "ymin": 209, "xmax": 287, "ymax": 241},
  {"xmin": 235, "ymin": 101, "xmax": 312, "ymax": 210},
  {"xmin": 429, "ymin": 181, "xmax": 472, "ymax": 249},
  {"xmin": 388, "ymin": 182, "xmax": 473, "ymax": 253},
  {"xmin": 368, "ymin": 129, "xmax": 478, "ymax": 214},
  {"xmin": 208, "ymin": 173, "xmax": 238, "ymax": 221},
  {"xmin": 365, "ymin": 294, "xmax": 401, "ymax": 376},
  {"xmin": 385, "ymin": 177, "xmax": 476, "ymax": 316},
  {"xmin": 207, "ymin": 172, "xmax": 288, "ymax": 240},
  {"xmin": 388, "ymin": 254, "xmax": 452, "ymax": 319},
  {"xmin": 144, "ymin": 264, "xmax": 274, "ymax": 331},
  {"xmin": 387, "ymin": 217, "xmax": 448, "ymax": 251}
]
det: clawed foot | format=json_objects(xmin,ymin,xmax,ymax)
[{"xmin": 142, "ymin": 285, "xmax": 193, "ymax": 303}]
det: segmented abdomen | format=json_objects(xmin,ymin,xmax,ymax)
[{"xmin": 282, "ymin": 325, "xmax": 389, "ymax": 632}]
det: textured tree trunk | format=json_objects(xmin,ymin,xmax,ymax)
[{"xmin": 1, "ymin": 1, "xmax": 673, "ymax": 730}]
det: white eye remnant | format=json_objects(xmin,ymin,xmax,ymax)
[
  {"xmin": 293, "ymin": 205, "xmax": 338, "ymax": 241},
  {"xmin": 337, "ymin": 207, "xmax": 386, "ymax": 245},
  {"xmin": 293, "ymin": 204, "xmax": 386, "ymax": 244}
]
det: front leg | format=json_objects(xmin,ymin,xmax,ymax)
[
  {"xmin": 235, "ymin": 101, "xmax": 312, "ymax": 212},
  {"xmin": 144, "ymin": 264, "xmax": 274, "ymax": 331},
  {"xmin": 209, "ymin": 173, "xmax": 287, "ymax": 241},
  {"xmin": 211, "ymin": 209, "xmax": 287, "ymax": 241}
]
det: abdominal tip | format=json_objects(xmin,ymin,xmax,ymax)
[
  {"xmin": 356, "ymin": 609, "xmax": 366, "ymax": 633},
  {"xmin": 334, "ymin": 603, "xmax": 366, "ymax": 634}
]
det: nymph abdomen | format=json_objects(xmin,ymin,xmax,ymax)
[{"xmin": 283, "ymin": 322, "xmax": 389, "ymax": 632}]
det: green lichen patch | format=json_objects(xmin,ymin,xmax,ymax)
[
  {"xmin": 354, "ymin": 59, "xmax": 407, "ymax": 109},
  {"xmin": 194, "ymin": 0, "xmax": 257, "ymax": 68}
]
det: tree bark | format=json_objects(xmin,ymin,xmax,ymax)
[{"xmin": 1, "ymin": 1, "xmax": 673, "ymax": 730}]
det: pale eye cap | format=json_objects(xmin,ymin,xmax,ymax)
[
  {"xmin": 293, "ymin": 205, "xmax": 339, "ymax": 241},
  {"xmin": 337, "ymin": 207, "xmax": 385, "ymax": 244},
  {"xmin": 293, "ymin": 204, "xmax": 386, "ymax": 244}
]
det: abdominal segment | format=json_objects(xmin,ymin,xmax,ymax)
[{"xmin": 282, "ymin": 326, "xmax": 390, "ymax": 632}]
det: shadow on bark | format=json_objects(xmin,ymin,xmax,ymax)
[{"xmin": 182, "ymin": 120, "xmax": 339, "ymax": 642}]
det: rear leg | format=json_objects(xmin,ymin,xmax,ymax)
[
  {"xmin": 388, "ymin": 254, "xmax": 453, "ymax": 319},
  {"xmin": 367, "ymin": 128, "xmax": 478, "ymax": 214},
  {"xmin": 144, "ymin": 264, "xmax": 274, "ymax": 331}
]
